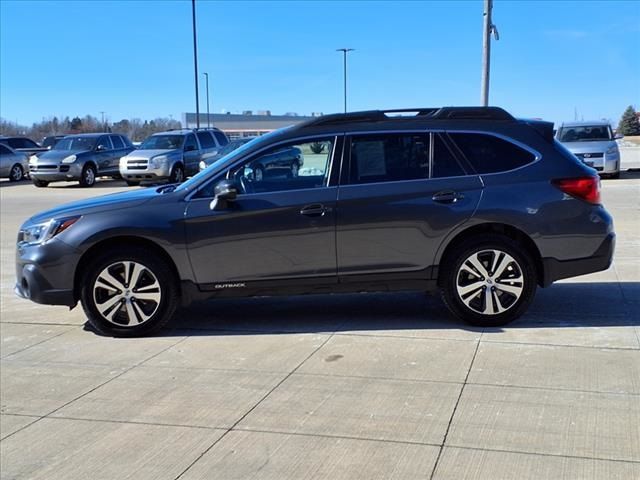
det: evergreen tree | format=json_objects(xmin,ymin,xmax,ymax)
[{"xmin": 617, "ymin": 105, "xmax": 640, "ymax": 136}]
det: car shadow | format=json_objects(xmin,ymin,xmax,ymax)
[
  {"xmin": 0, "ymin": 179, "xmax": 31, "ymax": 188},
  {"xmin": 616, "ymin": 169, "xmax": 640, "ymax": 180},
  {"xmin": 111, "ymin": 281, "xmax": 638, "ymax": 338}
]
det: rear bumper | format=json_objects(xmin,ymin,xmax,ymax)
[{"xmin": 541, "ymin": 232, "xmax": 615, "ymax": 287}]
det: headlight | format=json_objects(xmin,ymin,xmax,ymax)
[
  {"xmin": 61, "ymin": 154, "xmax": 77, "ymax": 164},
  {"xmin": 29, "ymin": 155, "xmax": 38, "ymax": 164},
  {"xmin": 20, "ymin": 216, "xmax": 81, "ymax": 246},
  {"xmin": 606, "ymin": 146, "xmax": 618, "ymax": 156},
  {"xmin": 149, "ymin": 155, "xmax": 169, "ymax": 169},
  {"xmin": 199, "ymin": 160, "xmax": 207, "ymax": 170}
]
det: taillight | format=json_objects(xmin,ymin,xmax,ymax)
[{"xmin": 552, "ymin": 176, "xmax": 601, "ymax": 204}]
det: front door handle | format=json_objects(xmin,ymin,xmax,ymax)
[
  {"xmin": 432, "ymin": 190, "xmax": 464, "ymax": 204},
  {"xmin": 300, "ymin": 204, "xmax": 328, "ymax": 217}
]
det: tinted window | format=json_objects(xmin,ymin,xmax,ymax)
[
  {"xmin": 432, "ymin": 135, "xmax": 466, "ymax": 178},
  {"xmin": 449, "ymin": 133, "xmax": 535, "ymax": 174},
  {"xmin": 196, "ymin": 131, "xmax": 215, "ymax": 149},
  {"xmin": 110, "ymin": 135, "xmax": 125, "ymax": 149},
  {"xmin": 7, "ymin": 138, "xmax": 39, "ymax": 149},
  {"xmin": 558, "ymin": 125, "xmax": 612, "ymax": 142},
  {"xmin": 184, "ymin": 134, "xmax": 198, "ymax": 151},
  {"xmin": 122, "ymin": 136, "xmax": 133, "ymax": 148},
  {"xmin": 349, "ymin": 134, "xmax": 429, "ymax": 184},
  {"xmin": 229, "ymin": 138, "xmax": 334, "ymax": 195},
  {"xmin": 0, "ymin": 144, "xmax": 11, "ymax": 154},
  {"xmin": 96, "ymin": 136, "xmax": 112, "ymax": 150},
  {"xmin": 213, "ymin": 131, "xmax": 229, "ymax": 146}
]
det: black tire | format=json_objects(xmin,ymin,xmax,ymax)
[
  {"xmin": 79, "ymin": 164, "xmax": 97, "ymax": 187},
  {"xmin": 439, "ymin": 234, "xmax": 537, "ymax": 327},
  {"xmin": 169, "ymin": 164, "xmax": 184, "ymax": 184},
  {"xmin": 9, "ymin": 164, "xmax": 24, "ymax": 182},
  {"xmin": 125, "ymin": 180, "xmax": 140, "ymax": 187},
  {"xmin": 32, "ymin": 179, "xmax": 49, "ymax": 188},
  {"xmin": 609, "ymin": 171, "xmax": 620, "ymax": 179},
  {"xmin": 80, "ymin": 247, "xmax": 179, "ymax": 337}
]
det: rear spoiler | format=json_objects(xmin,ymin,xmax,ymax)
[{"xmin": 518, "ymin": 119, "xmax": 555, "ymax": 143}]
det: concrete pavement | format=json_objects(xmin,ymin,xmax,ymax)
[{"xmin": 1, "ymin": 174, "xmax": 638, "ymax": 479}]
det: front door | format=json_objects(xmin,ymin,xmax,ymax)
[
  {"xmin": 336, "ymin": 132, "xmax": 483, "ymax": 278},
  {"xmin": 184, "ymin": 136, "xmax": 340, "ymax": 286}
]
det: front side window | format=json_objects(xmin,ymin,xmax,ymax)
[
  {"xmin": 349, "ymin": 133, "xmax": 429, "ymax": 184},
  {"xmin": 196, "ymin": 131, "xmax": 215, "ymax": 149},
  {"xmin": 229, "ymin": 138, "xmax": 334, "ymax": 194},
  {"xmin": 96, "ymin": 136, "xmax": 112, "ymax": 150},
  {"xmin": 184, "ymin": 134, "xmax": 198, "ymax": 151},
  {"xmin": 449, "ymin": 133, "xmax": 536, "ymax": 174}
]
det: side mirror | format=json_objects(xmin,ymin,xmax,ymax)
[
  {"xmin": 614, "ymin": 133, "xmax": 624, "ymax": 140},
  {"xmin": 96, "ymin": 144, "xmax": 108, "ymax": 151},
  {"xmin": 209, "ymin": 179, "xmax": 238, "ymax": 210}
]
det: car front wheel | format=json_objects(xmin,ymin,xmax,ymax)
[
  {"xmin": 440, "ymin": 234, "xmax": 537, "ymax": 327},
  {"xmin": 79, "ymin": 164, "xmax": 97, "ymax": 187},
  {"xmin": 80, "ymin": 248, "xmax": 178, "ymax": 337}
]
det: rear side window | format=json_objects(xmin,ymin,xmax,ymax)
[
  {"xmin": 432, "ymin": 135, "xmax": 466, "ymax": 178},
  {"xmin": 213, "ymin": 131, "xmax": 229, "ymax": 146},
  {"xmin": 96, "ymin": 136, "xmax": 112, "ymax": 150},
  {"xmin": 196, "ymin": 131, "xmax": 215, "ymax": 148},
  {"xmin": 349, "ymin": 133, "xmax": 429, "ymax": 184},
  {"xmin": 110, "ymin": 135, "xmax": 125, "ymax": 149},
  {"xmin": 449, "ymin": 133, "xmax": 536, "ymax": 174}
]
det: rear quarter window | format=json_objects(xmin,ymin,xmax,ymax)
[{"xmin": 448, "ymin": 132, "xmax": 536, "ymax": 174}]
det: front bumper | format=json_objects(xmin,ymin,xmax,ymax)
[
  {"xmin": 541, "ymin": 232, "xmax": 615, "ymax": 287},
  {"xmin": 120, "ymin": 166, "xmax": 171, "ymax": 182},
  {"xmin": 30, "ymin": 163, "xmax": 83, "ymax": 181},
  {"xmin": 15, "ymin": 238, "xmax": 80, "ymax": 306}
]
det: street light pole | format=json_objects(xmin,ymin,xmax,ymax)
[
  {"xmin": 481, "ymin": 0, "xmax": 499, "ymax": 106},
  {"xmin": 100, "ymin": 111, "xmax": 105, "ymax": 132},
  {"xmin": 203, "ymin": 72, "xmax": 211, "ymax": 128},
  {"xmin": 191, "ymin": 0, "xmax": 200, "ymax": 128},
  {"xmin": 336, "ymin": 48, "xmax": 354, "ymax": 113}
]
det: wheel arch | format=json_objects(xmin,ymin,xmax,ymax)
[
  {"xmin": 73, "ymin": 235, "xmax": 181, "ymax": 303},
  {"xmin": 436, "ymin": 222, "xmax": 544, "ymax": 287}
]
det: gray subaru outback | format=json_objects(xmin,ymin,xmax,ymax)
[{"xmin": 15, "ymin": 107, "xmax": 615, "ymax": 337}]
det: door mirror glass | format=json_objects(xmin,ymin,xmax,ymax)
[
  {"xmin": 210, "ymin": 179, "xmax": 238, "ymax": 210},
  {"xmin": 96, "ymin": 144, "xmax": 108, "ymax": 151}
]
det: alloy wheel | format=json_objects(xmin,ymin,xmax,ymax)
[
  {"xmin": 92, "ymin": 261, "xmax": 162, "ymax": 326},
  {"xmin": 456, "ymin": 249, "xmax": 524, "ymax": 315}
]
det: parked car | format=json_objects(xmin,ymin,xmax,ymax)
[
  {"xmin": 0, "ymin": 136, "xmax": 48, "ymax": 156},
  {"xmin": 29, "ymin": 133, "xmax": 134, "ymax": 187},
  {"xmin": 15, "ymin": 107, "xmax": 614, "ymax": 337},
  {"xmin": 120, "ymin": 128, "xmax": 229, "ymax": 186},
  {"xmin": 42, "ymin": 135, "xmax": 67, "ymax": 150},
  {"xmin": 0, "ymin": 144, "xmax": 28, "ymax": 181},
  {"xmin": 199, "ymin": 137, "xmax": 255, "ymax": 171},
  {"xmin": 556, "ymin": 121, "xmax": 622, "ymax": 178}
]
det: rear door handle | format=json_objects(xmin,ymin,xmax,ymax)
[
  {"xmin": 300, "ymin": 204, "xmax": 328, "ymax": 217},
  {"xmin": 432, "ymin": 190, "xmax": 464, "ymax": 204}
]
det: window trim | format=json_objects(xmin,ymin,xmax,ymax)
[{"xmin": 190, "ymin": 134, "xmax": 341, "ymax": 200}]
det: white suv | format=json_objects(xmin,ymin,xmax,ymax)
[{"xmin": 120, "ymin": 128, "xmax": 228, "ymax": 186}]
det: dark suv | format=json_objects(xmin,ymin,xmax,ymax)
[{"xmin": 15, "ymin": 107, "xmax": 615, "ymax": 337}]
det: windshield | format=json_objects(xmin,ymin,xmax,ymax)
[
  {"xmin": 558, "ymin": 125, "xmax": 612, "ymax": 142},
  {"xmin": 140, "ymin": 135, "xmax": 184, "ymax": 150},
  {"xmin": 176, "ymin": 130, "xmax": 288, "ymax": 192},
  {"xmin": 53, "ymin": 136, "xmax": 97, "ymax": 151}
]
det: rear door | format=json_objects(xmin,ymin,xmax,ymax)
[
  {"xmin": 183, "ymin": 133, "xmax": 200, "ymax": 175},
  {"xmin": 336, "ymin": 132, "xmax": 483, "ymax": 280}
]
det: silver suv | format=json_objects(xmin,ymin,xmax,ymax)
[
  {"xmin": 556, "ymin": 121, "xmax": 622, "ymax": 178},
  {"xmin": 120, "ymin": 128, "xmax": 229, "ymax": 186}
]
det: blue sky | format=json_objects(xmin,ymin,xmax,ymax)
[{"xmin": 1, "ymin": 0, "xmax": 639, "ymax": 126}]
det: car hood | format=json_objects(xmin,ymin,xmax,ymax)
[
  {"xmin": 38, "ymin": 149, "xmax": 90, "ymax": 163},
  {"xmin": 27, "ymin": 187, "xmax": 162, "ymax": 225},
  {"xmin": 560, "ymin": 140, "xmax": 616, "ymax": 153},
  {"xmin": 124, "ymin": 149, "xmax": 180, "ymax": 160}
]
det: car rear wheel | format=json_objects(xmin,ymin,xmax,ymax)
[
  {"xmin": 80, "ymin": 247, "xmax": 178, "ymax": 337},
  {"xmin": 440, "ymin": 234, "xmax": 537, "ymax": 327},
  {"xmin": 32, "ymin": 179, "xmax": 49, "ymax": 188},
  {"xmin": 79, "ymin": 164, "xmax": 96, "ymax": 187},
  {"xmin": 9, "ymin": 164, "xmax": 24, "ymax": 182},
  {"xmin": 169, "ymin": 164, "xmax": 184, "ymax": 183}
]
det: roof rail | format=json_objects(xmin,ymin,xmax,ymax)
[{"xmin": 303, "ymin": 106, "xmax": 514, "ymax": 127}]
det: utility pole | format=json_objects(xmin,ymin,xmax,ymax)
[
  {"xmin": 336, "ymin": 48, "xmax": 354, "ymax": 113},
  {"xmin": 203, "ymin": 72, "xmax": 211, "ymax": 128},
  {"xmin": 191, "ymin": 0, "xmax": 200, "ymax": 128},
  {"xmin": 481, "ymin": 0, "xmax": 499, "ymax": 106},
  {"xmin": 100, "ymin": 111, "xmax": 106, "ymax": 132}
]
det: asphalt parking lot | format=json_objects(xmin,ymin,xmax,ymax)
[{"xmin": 1, "ymin": 171, "xmax": 638, "ymax": 479}]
